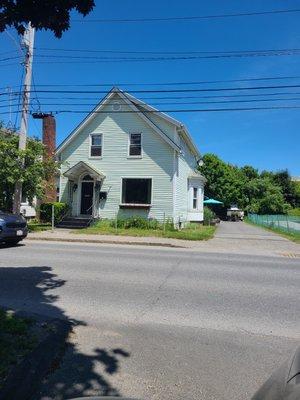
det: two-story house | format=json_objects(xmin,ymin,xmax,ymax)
[{"xmin": 56, "ymin": 87, "xmax": 205, "ymax": 226}]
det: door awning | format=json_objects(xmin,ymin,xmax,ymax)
[{"xmin": 63, "ymin": 161, "xmax": 105, "ymax": 181}]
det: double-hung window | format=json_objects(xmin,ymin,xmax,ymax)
[
  {"xmin": 129, "ymin": 133, "xmax": 142, "ymax": 157},
  {"xmin": 193, "ymin": 187, "xmax": 198, "ymax": 209},
  {"xmin": 90, "ymin": 134, "xmax": 102, "ymax": 157},
  {"xmin": 122, "ymin": 178, "xmax": 152, "ymax": 205}
]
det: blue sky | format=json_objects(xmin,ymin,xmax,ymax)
[{"xmin": 1, "ymin": 0, "xmax": 300, "ymax": 175}]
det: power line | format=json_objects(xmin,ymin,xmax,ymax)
[
  {"xmin": 31, "ymin": 50, "xmax": 300, "ymax": 64},
  {"xmin": 2, "ymin": 75, "xmax": 300, "ymax": 90},
  {"xmin": 8, "ymin": 84, "xmax": 300, "ymax": 95},
  {"xmin": 1, "ymin": 105, "xmax": 300, "ymax": 115},
  {"xmin": 35, "ymin": 47, "xmax": 300, "ymax": 55},
  {"xmin": 72, "ymin": 8, "xmax": 300, "ymax": 23},
  {"xmin": 4, "ymin": 96, "xmax": 300, "ymax": 109},
  {"xmin": 3, "ymin": 90, "xmax": 300, "ymax": 104}
]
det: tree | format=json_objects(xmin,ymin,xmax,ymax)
[
  {"xmin": 0, "ymin": 126, "xmax": 57, "ymax": 211},
  {"xmin": 0, "ymin": 0, "xmax": 94, "ymax": 37},
  {"xmin": 199, "ymin": 153, "xmax": 247, "ymax": 208},
  {"xmin": 244, "ymin": 177, "xmax": 288, "ymax": 214},
  {"xmin": 272, "ymin": 169, "xmax": 300, "ymax": 207},
  {"xmin": 199, "ymin": 153, "xmax": 290, "ymax": 215}
]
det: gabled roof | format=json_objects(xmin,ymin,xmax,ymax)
[
  {"xmin": 64, "ymin": 161, "xmax": 105, "ymax": 180},
  {"xmin": 56, "ymin": 87, "xmax": 200, "ymax": 158}
]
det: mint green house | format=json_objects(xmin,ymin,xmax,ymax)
[{"xmin": 56, "ymin": 88, "xmax": 205, "ymax": 225}]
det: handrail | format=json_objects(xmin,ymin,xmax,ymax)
[{"xmin": 86, "ymin": 201, "xmax": 98, "ymax": 226}]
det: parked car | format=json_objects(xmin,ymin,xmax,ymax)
[
  {"xmin": 0, "ymin": 210, "xmax": 28, "ymax": 245},
  {"xmin": 227, "ymin": 205, "xmax": 244, "ymax": 221}
]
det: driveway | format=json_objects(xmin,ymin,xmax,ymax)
[
  {"xmin": 194, "ymin": 221, "xmax": 300, "ymax": 257},
  {"xmin": 0, "ymin": 241, "xmax": 299, "ymax": 400}
]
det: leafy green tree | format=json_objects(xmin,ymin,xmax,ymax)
[
  {"xmin": 199, "ymin": 153, "xmax": 246, "ymax": 208},
  {"xmin": 199, "ymin": 153, "xmax": 290, "ymax": 215},
  {"xmin": 0, "ymin": 0, "xmax": 94, "ymax": 37},
  {"xmin": 245, "ymin": 177, "xmax": 288, "ymax": 214},
  {"xmin": 272, "ymin": 169, "xmax": 300, "ymax": 207},
  {"xmin": 0, "ymin": 127, "xmax": 57, "ymax": 211}
]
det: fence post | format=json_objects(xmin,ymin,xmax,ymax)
[
  {"xmin": 286, "ymin": 215, "xmax": 290, "ymax": 233},
  {"xmin": 163, "ymin": 212, "xmax": 166, "ymax": 234},
  {"xmin": 51, "ymin": 204, "xmax": 55, "ymax": 232},
  {"xmin": 115, "ymin": 214, "xmax": 118, "ymax": 233}
]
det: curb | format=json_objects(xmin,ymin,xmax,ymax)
[
  {"xmin": 0, "ymin": 314, "xmax": 71, "ymax": 400},
  {"xmin": 25, "ymin": 236, "xmax": 186, "ymax": 248}
]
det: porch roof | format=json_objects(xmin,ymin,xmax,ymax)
[{"xmin": 63, "ymin": 161, "xmax": 105, "ymax": 181}]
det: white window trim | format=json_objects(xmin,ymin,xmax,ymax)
[
  {"xmin": 192, "ymin": 187, "xmax": 198, "ymax": 210},
  {"xmin": 188, "ymin": 178, "xmax": 203, "ymax": 212},
  {"xmin": 120, "ymin": 176, "xmax": 153, "ymax": 206},
  {"xmin": 89, "ymin": 133, "xmax": 103, "ymax": 159},
  {"xmin": 127, "ymin": 132, "xmax": 143, "ymax": 159}
]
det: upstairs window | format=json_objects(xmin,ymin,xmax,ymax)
[
  {"xmin": 90, "ymin": 134, "xmax": 102, "ymax": 157},
  {"xmin": 122, "ymin": 178, "xmax": 151, "ymax": 204},
  {"xmin": 129, "ymin": 133, "xmax": 142, "ymax": 156}
]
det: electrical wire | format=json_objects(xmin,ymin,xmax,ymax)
[
  {"xmin": 16, "ymin": 75, "xmax": 300, "ymax": 87},
  {"xmin": 72, "ymin": 8, "xmax": 300, "ymax": 23},
  {"xmin": 8, "ymin": 84, "xmax": 300, "ymax": 95},
  {"xmin": 31, "ymin": 50, "xmax": 300, "ymax": 64}
]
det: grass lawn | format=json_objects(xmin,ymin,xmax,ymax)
[
  {"xmin": 245, "ymin": 218, "xmax": 300, "ymax": 244},
  {"xmin": 27, "ymin": 222, "xmax": 52, "ymax": 232},
  {"xmin": 75, "ymin": 220, "xmax": 216, "ymax": 241},
  {"xmin": 0, "ymin": 308, "xmax": 37, "ymax": 388}
]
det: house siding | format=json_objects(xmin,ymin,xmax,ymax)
[
  {"xmin": 60, "ymin": 98, "xmax": 174, "ymax": 221},
  {"xmin": 174, "ymin": 135, "xmax": 204, "ymax": 224}
]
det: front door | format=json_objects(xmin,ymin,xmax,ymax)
[{"xmin": 80, "ymin": 181, "xmax": 94, "ymax": 215}]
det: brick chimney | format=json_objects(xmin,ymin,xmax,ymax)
[
  {"xmin": 42, "ymin": 114, "xmax": 57, "ymax": 202},
  {"xmin": 32, "ymin": 112, "xmax": 57, "ymax": 202}
]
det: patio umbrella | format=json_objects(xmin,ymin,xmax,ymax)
[{"xmin": 203, "ymin": 198, "xmax": 223, "ymax": 204}]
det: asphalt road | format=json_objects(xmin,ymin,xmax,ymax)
[{"xmin": 0, "ymin": 240, "xmax": 299, "ymax": 400}]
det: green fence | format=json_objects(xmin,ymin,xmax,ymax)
[{"xmin": 248, "ymin": 213, "xmax": 300, "ymax": 233}]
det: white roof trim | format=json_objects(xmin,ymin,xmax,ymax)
[
  {"xmin": 56, "ymin": 87, "xmax": 199, "ymax": 157},
  {"xmin": 63, "ymin": 161, "xmax": 105, "ymax": 180}
]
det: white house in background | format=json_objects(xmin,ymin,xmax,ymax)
[{"xmin": 56, "ymin": 87, "xmax": 206, "ymax": 225}]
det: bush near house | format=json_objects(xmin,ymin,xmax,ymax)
[
  {"xmin": 203, "ymin": 207, "xmax": 216, "ymax": 225},
  {"xmin": 39, "ymin": 202, "xmax": 69, "ymax": 223}
]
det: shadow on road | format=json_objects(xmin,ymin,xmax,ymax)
[{"xmin": 0, "ymin": 265, "xmax": 130, "ymax": 399}]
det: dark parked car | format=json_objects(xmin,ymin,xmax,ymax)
[{"xmin": 0, "ymin": 210, "xmax": 28, "ymax": 245}]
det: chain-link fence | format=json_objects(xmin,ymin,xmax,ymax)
[{"xmin": 248, "ymin": 213, "xmax": 300, "ymax": 233}]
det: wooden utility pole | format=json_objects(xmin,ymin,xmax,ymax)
[{"xmin": 13, "ymin": 22, "xmax": 35, "ymax": 213}]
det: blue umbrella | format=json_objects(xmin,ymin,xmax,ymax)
[{"xmin": 203, "ymin": 198, "xmax": 223, "ymax": 204}]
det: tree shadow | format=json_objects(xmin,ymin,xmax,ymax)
[{"xmin": 0, "ymin": 265, "xmax": 130, "ymax": 399}]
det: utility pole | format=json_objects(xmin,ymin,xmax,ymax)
[{"xmin": 13, "ymin": 22, "xmax": 35, "ymax": 213}]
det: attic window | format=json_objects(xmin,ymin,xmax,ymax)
[{"xmin": 112, "ymin": 102, "xmax": 121, "ymax": 111}]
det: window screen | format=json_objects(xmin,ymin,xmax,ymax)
[{"xmin": 122, "ymin": 178, "xmax": 151, "ymax": 204}]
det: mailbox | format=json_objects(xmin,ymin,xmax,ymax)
[{"xmin": 99, "ymin": 191, "xmax": 107, "ymax": 200}]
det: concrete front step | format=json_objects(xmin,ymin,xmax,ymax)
[{"xmin": 56, "ymin": 217, "xmax": 92, "ymax": 229}]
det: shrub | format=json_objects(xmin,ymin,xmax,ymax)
[
  {"xmin": 40, "ymin": 202, "xmax": 69, "ymax": 223},
  {"xmin": 109, "ymin": 216, "xmax": 161, "ymax": 230},
  {"xmin": 203, "ymin": 206, "xmax": 216, "ymax": 225},
  {"xmin": 288, "ymin": 208, "xmax": 300, "ymax": 217}
]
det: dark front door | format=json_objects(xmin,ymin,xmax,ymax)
[{"xmin": 81, "ymin": 182, "xmax": 93, "ymax": 215}]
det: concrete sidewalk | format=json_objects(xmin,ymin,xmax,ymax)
[{"xmin": 26, "ymin": 222, "xmax": 300, "ymax": 257}]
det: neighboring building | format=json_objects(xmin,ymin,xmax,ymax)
[
  {"xmin": 20, "ymin": 196, "xmax": 36, "ymax": 218},
  {"xmin": 56, "ymin": 87, "xmax": 205, "ymax": 224}
]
